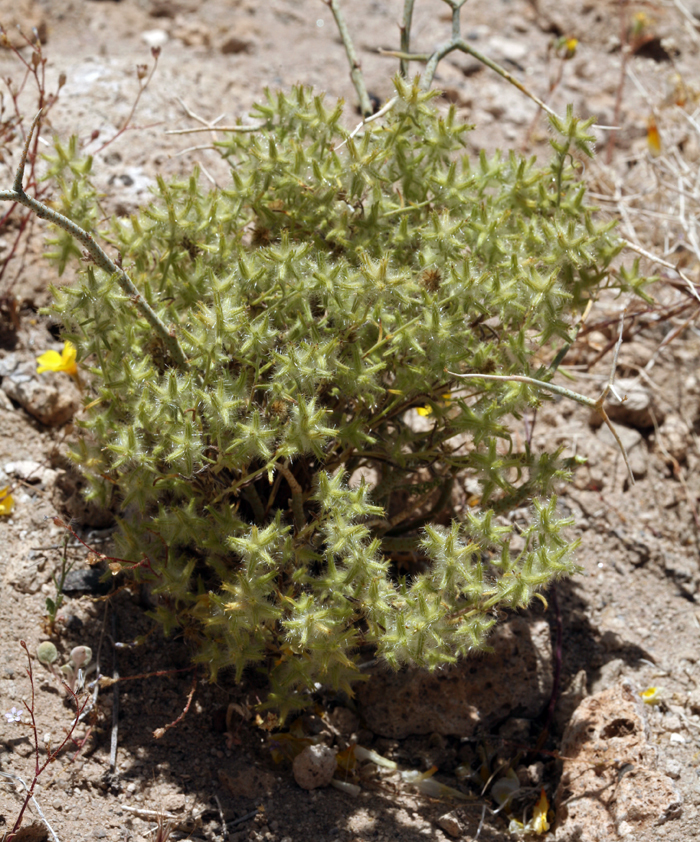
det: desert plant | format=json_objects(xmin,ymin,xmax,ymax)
[{"xmin": 0, "ymin": 4, "xmax": 649, "ymax": 715}]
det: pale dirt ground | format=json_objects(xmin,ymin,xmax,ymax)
[{"xmin": 1, "ymin": 1, "xmax": 700, "ymax": 841}]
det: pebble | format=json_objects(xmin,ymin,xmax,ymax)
[
  {"xmin": 437, "ymin": 811, "xmax": 463, "ymax": 837},
  {"xmin": 2, "ymin": 359, "xmax": 81, "ymax": 427},
  {"xmin": 4, "ymin": 460, "xmax": 58, "ymax": 487},
  {"xmin": 599, "ymin": 377, "xmax": 663, "ymax": 429},
  {"xmin": 292, "ymin": 745, "xmax": 337, "ymax": 790},
  {"xmin": 665, "ymin": 759, "xmax": 682, "ymax": 779}
]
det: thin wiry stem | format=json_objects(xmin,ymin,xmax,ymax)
[
  {"xmin": 278, "ymin": 460, "xmax": 306, "ymax": 532},
  {"xmin": 0, "ymin": 111, "xmax": 190, "ymax": 369},
  {"xmin": 400, "ymin": 0, "xmax": 417, "ymax": 78},
  {"xmin": 422, "ymin": 39, "xmax": 560, "ymax": 118},
  {"xmin": 324, "ymin": 0, "xmax": 372, "ymax": 117},
  {"xmin": 166, "ymin": 124, "xmax": 264, "ymax": 135},
  {"xmin": 446, "ymin": 363, "xmax": 635, "ymax": 484}
]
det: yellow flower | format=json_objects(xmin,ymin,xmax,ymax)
[
  {"xmin": 532, "ymin": 788, "xmax": 551, "ymax": 834},
  {"xmin": 564, "ymin": 37, "xmax": 578, "ymax": 58},
  {"xmin": 641, "ymin": 686, "xmax": 663, "ymax": 705},
  {"xmin": 36, "ymin": 341, "xmax": 78, "ymax": 377},
  {"xmin": 0, "ymin": 486, "xmax": 14, "ymax": 516},
  {"xmin": 416, "ymin": 394, "xmax": 451, "ymax": 417}
]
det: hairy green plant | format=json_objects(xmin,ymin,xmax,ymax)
[{"xmin": 16, "ymin": 75, "xmax": 647, "ymax": 716}]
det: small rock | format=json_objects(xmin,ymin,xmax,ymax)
[
  {"xmin": 596, "ymin": 423, "xmax": 647, "ymax": 478},
  {"xmin": 292, "ymin": 745, "xmax": 336, "ymax": 790},
  {"xmin": 593, "ymin": 377, "xmax": 664, "ymax": 430},
  {"xmin": 2, "ymin": 358, "xmax": 80, "ymax": 427},
  {"xmin": 527, "ymin": 761, "xmax": 544, "ymax": 786},
  {"xmin": 618, "ymin": 340, "xmax": 654, "ymax": 369},
  {"xmin": 141, "ymin": 29, "xmax": 169, "ymax": 49},
  {"xmin": 437, "ymin": 811, "xmax": 463, "ymax": 838},
  {"xmin": 12, "ymin": 823, "xmax": 48, "ymax": 842},
  {"xmin": 4, "ymin": 460, "xmax": 58, "ymax": 487},
  {"xmin": 665, "ymin": 759, "xmax": 682, "ymax": 779},
  {"xmin": 62, "ymin": 568, "xmax": 111, "ymax": 595}
]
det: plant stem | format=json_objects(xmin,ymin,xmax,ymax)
[
  {"xmin": 400, "ymin": 0, "xmax": 417, "ymax": 78},
  {"xmin": 0, "ymin": 111, "xmax": 190, "ymax": 369},
  {"xmin": 447, "ymin": 370, "xmax": 634, "ymax": 483},
  {"xmin": 325, "ymin": 0, "xmax": 372, "ymax": 117}
]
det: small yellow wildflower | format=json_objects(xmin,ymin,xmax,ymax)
[
  {"xmin": 563, "ymin": 37, "xmax": 578, "ymax": 58},
  {"xmin": 532, "ymin": 788, "xmax": 551, "ymax": 834},
  {"xmin": 417, "ymin": 394, "xmax": 451, "ymax": 416},
  {"xmin": 641, "ymin": 686, "xmax": 663, "ymax": 705},
  {"xmin": 36, "ymin": 341, "xmax": 78, "ymax": 377},
  {"xmin": 507, "ymin": 788, "xmax": 551, "ymax": 836},
  {"xmin": 0, "ymin": 486, "xmax": 14, "ymax": 516}
]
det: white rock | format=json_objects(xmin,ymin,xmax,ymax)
[
  {"xmin": 292, "ymin": 745, "xmax": 336, "ymax": 790},
  {"xmin": 4, "ymin": 460, "xmax": 58, "ymax": 487},
  {"xmin": 665, "ymin": 759, "xmax": 682, "ymax": 779},
  {"xmin": 437, "ymin": 811, "xmax": 463, "ymax": 837},
  {"xmin": 2, "ymin": 358, "xmax": 80, "ymax": 427}
]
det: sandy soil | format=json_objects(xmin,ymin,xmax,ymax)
[{"xmin": 1, "ymin": 2, "xmax": 700, "ymax": 841}]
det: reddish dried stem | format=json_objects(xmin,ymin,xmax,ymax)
[{"xmin": 7, "ymin": 642, "xmax": 90, "ymax": 842}]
